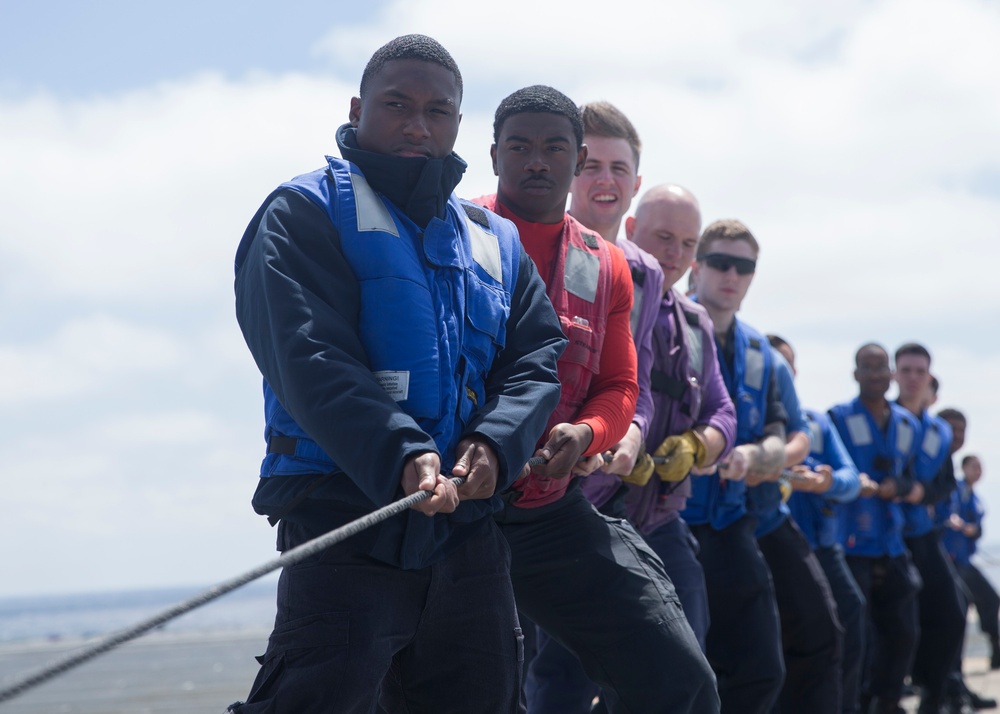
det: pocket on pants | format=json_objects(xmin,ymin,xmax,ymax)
[{"xmin": 241, "ymin": 611, "xmax": 351, "ymax": 712}]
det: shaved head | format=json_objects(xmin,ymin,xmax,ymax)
[
  {"xmin": 634, "ymin": 184, "xmax": 701, "ymax": 226},
  {"xmin": 627, "ymin": 183, "xmax": 702, "ymax": 292}
]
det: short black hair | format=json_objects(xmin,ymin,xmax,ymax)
[
  {"xmin": 938, "ymin": 407, "xmax": 966, "ymax": 425},
  {"xmin": 493, "ymin": 85, "xmax": 583, "ymax": 147},
  {"xmin": 360, "ymin": 34, "xmax": 463, "ymax": 100},
  {"xmin": 767, "ymin": 334, "xmax": 790, "ymax": 351},
  {"xmin": 854, "ymin": 342, "xmax": 888, "ymax": 367},
  {"xmin": 930, "ymin": 375, "xmax": 940, "ymax": 394},
  {"xmin": 895, "ymin": 342, "xmax": 931, "ymax": 364},
  {"xmin": 961, "ymin": 454, "xmax": 979, "ymax": 467}
]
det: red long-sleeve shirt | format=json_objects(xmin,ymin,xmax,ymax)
[{"xmin": 494, "ymin": 202, "xmax": 638, "ymax": 456}]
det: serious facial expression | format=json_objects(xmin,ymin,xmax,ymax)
[
  {"xmin": 492, "ymin": 112, "xmax": 587, "ymax": 224},
  {"xmin": 963, "ymin": 456, "xmax": 981, "ymax": 483},
  {"xmin": 570, "ymin": 135, "xmax": 640, "ymax": 235},
  {"xmin": 895, "ymin": 353, "xmax": 932, "ymax": 405},
  {"xmin": 691, "ymin": 239, "xmax": 757, "ymax": 314},
  {"xmin": 854, "ymin": 346, "xmax": 892, "ymax": 398},
  {"xmin": 628, "ymin": 199, "xmax": 701, "ymax": 292},
  {"xmin": 350, "ymin": 59, "xmax": 461, "ymax": 160}
]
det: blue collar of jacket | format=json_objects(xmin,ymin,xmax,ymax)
[{"xmin": 336, "ymin": 124, "xmax": 468, "ymax": 228}]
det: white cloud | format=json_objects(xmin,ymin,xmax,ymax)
[{"xmin": 2, "ymin": 0, "xmax": 1000, "ymax": 596}]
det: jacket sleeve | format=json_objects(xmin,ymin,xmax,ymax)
[
  {"xmin": 235, "ymin": 189, "xmax": 438, "ymax": 507},
  {"xmin": 822, "ymin": 420, "xmax": 862, "ymax": 504},
  {"xmin": 463, "ymin": 246, "xmax": 566, "ymax": 492},
  {"xmin": 630, "ymin": 258, "xmax": 664, "ymax": 443}
]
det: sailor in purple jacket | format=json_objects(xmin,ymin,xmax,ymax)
[{"xmin": 621, "ymin": 184, "xmax": 737, "ymax": 650}]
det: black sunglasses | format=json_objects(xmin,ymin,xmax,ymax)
[{"xmin": 700, "ymin": 252, "xmax": 756, "ymax": 275}]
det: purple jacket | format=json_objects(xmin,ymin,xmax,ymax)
[
  {"xmin": 581, "ymin": 238, "xmax": 663, "ymax": 508},
  {"xmin": 624, "ymin": 288, "xmax": 737, "ymax": 534}
]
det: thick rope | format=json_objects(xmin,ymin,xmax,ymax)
[{"xmin": 0, "ymin": 476, "xmax": 466, "ymax": 703}]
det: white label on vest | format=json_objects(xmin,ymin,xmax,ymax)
[
  {"xmin": 922, "ymin": 427, "xmax": 941, "ymax": 458},
  {"xmin": 845, "ymin": 413, "xmax": 873, "ymax": 446},
  {"xmin": 350, "ymin": 173, "xmax": 399, "ymax": 236},
  {"xmin": 565, "ymin": 246, "xmax": 599, "ymax": 303},
  {"xmin": 809, "ymin": 419, "xmax": 824, "ymax": 456},
  {"xmin": 744, "ymin": 347, "xmax": 764, "ymax": 391},
  {"xmin": 373, "ymin": 370, "xmax": 409, "ymax": 401},
  {"xmin": 897, "ymin": 420, "xmax": 913, "ymax": 455},
  {"xmin": 684, "ymin": 320, "xmax": 704, "ymax": 377},
  {"xmin": 465, "ymin": 215, "xmax": 503, "ymax": 283},
  {"xmin": 630, "ymin": 282, "xmax": 644, "ymax": 336}
]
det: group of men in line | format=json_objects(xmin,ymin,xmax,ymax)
[{"xmin": 226, "ymin": 34, "xmax": 998, "ymax": 714}]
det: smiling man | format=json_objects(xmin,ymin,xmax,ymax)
[
  {"xmin": 475, "ymin": 85, "xmax": 718, "ymax": 713},
  {"xmin": 230, "ymin": 36, "xmax": 566, "ymax": 712}
]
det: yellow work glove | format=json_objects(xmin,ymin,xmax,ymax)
[
  {"xmin": 622, "ymin": 451, "xmax": 656, "ymax": 487},
  {"xmin": 653, "ymin": 431, "xmax": 707, "ymax": 482}
]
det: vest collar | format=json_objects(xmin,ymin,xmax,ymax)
[{"xmin": 336, "ymin": 124, "xmax": 467, "ymax": 228}]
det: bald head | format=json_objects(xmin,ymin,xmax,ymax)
[{"xmin": 627, "ymin": 184, "xmax": 702, "ymax": 292}]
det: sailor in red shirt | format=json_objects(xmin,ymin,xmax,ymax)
[{"xmin": 476, "ymin": 85, "xmax": 718, "ymax": 714}]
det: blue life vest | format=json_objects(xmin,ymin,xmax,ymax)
[
  {"xmin": 943, "ymin": 480, "xmax": 982, "ymax": 566},
  {"xmin": 901, "ymin": 410, "xmax": 953, "ymax": 538},
  {"xmin": 829, "ymin": 398, "xmax": 918, "ymax": 557},
  {"xmin": 258, "ymin": 157, "xmax": 520, "ymax": 483},
  {"xmin": 787, "ymin": 409, "xmax": 861, "ymax": 549},
  {"xmin": 683, "ymin": 318, "xmax": 771, "ymax": 530},
  {"xmin": 748, "ymin": 348, "xmax": 803, "ymax": 538}
]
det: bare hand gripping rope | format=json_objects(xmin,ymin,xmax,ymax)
[{"xmin": 0, "ymin": 474, "xmax": 472, "ymax": 703}]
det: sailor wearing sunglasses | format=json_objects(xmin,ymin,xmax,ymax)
[{"xmin": 681, "ymin": 220, "xmax": 789, "ymax": 714}]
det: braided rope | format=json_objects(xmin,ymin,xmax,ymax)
[{"xmin": 0, "ymin": 476, "xmax": 466, "ymax": 703}]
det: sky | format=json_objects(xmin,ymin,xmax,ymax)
[{"xmin": 1, "ymin": 0, "xmax": 998, "ymax": 598}]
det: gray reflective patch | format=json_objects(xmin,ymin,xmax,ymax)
[
  {"xmin": 350, "ymin": 173, "xmax": 398, "ymax": 236},
  {"xmin": 810, "ymin": 419, "xmax": 824, "ymax": 456},
  {"xmin": 565, "ymin": 245, "xmax": 599, "ymax": 303},
  {"xmin": 629, "ymin": 283, "xmax": 644, "ymax": 335},
  {"xmin": 744, "ymin": 346, "xmax": 764, "ymax": 391},
  {"xmin": 465, "ymin": 214, "xmax": 502, "ymax": 283},
  {"xmin": 922, "ymin": 427, "xmax": 942, "ymax": 458},
  {"xmin": 897, "ymin": 420, "xmax": 914, "ymax": 455},
  {"xmin": 684, "ymin": 320, "xmax": 704, "ymax": 376},
  {"xmin": 846, "ymin": 413, "xmax": 873, "ymax": 446}
]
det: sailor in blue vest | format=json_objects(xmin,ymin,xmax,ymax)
[
  {"xmin": 684, "ymin": 219, "xmax": 787, "ymax": 714},
  {"xmin": 752, "ymin": 339, "xmax": 844, "ymax": 713},
  {"xmin": 893, "ymin": 344, "xmax": 967, "ymax": 714},
  {"xmin": 945, "ymin": 453, "xmax": 1000, "ymax": 669},
  {"xmin": 229, "ymin": 35, "xmax": 566, "ymax": 713},
  {"xmin": 938, "ymin": 417, "xmax": 999, "ymax": 711},
  {"xmin": 828, "ymin": 343, "xmax": 922, "ymax": 714},
  {"xmin": 771, "ymin": 335, "xmax": 867, "ymax": 714}
]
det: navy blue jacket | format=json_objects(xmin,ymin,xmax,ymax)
[{"xmin": 234, "ymin": 126, "xmax": 565, "ymax": 568}]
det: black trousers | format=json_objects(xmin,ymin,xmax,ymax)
[
  {"xmin": 906, "ymin": 531, "xmax": 967, "ymax": 706},
  {"xmin": 957, "ymin": 562, "xmax": 1000, "ymax": 641},
  {"xmin": 846, "ymin": 553, "xmax": 921, "ymax": 704},
  {"xmin": 499, "ymin": 483, "xmax": 719, "ymax": 714},
  {"xmin": 816, "ymin": 545, "xmax": 867, "ymax": 714},
  {"xmin": 692, "ymin": 516, "xmax": 785, "ymax": 714},
  {"xmin": 758, "ymin": 519, "xmax": 844, "ymax": 714},
  {"xmin": 237, "ymin": 518, "xmax": 523, "ymax": 714}
]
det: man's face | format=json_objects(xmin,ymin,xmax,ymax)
[
  {"xmin": 776, "ymin": 343, "xmax": 797, "ymax": 378},
  {"xmin": 349, "ymin": 59, "xmax": 461, "ymax": 160},
  {"xmin": 627, "ymin": 199, "xmax": 700, "ymax": 290},
  {"xmin": 963, "ymin": 456, "xmax": 982, "ymax": 483},
  {"xmin": 895, "ymin": 353, "xmax": 932, "ymax": 406},
  {"xmin": 569, "ymin": 135, "xmax": 640, "ymax": 235},
  {"xmin": 944, "ymin": 416, "xmax": 967, "ymax": 453},
  {"xmin": 854, "ymin": 347, "xmax": 892, "ymax": 398},
  {"xmin": 492, "ymin": 112, "xmax": 586, "ymax": 224},
  {"xmin": 690, "ymin": 239, "xmax": 756, "ymax": 314}
]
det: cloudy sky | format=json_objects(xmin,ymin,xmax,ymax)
[{"xmin": 1, "ymin": 0, "xmax": 998, "ymax": 598}]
